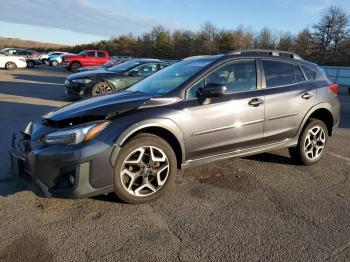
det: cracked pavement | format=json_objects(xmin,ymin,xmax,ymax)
[{"xmin": 0, "ymin": 66, "xmax": 349, "ymax": 261}]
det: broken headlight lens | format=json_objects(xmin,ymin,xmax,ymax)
[{"xmin": 41, "ymin": 121, "xmax": 110, "ymax": 145}]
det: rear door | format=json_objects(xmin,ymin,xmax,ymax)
[
  {"xmin": 261, "ymin": 59, "xmax": 316, "ymax": 143},
  {"xmin": 97, "ymin": 51, "xmax": 108, "ymax": 65}
]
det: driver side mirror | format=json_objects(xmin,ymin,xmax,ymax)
[{"xmin": 198, "ymin": 83, "xmax": 227, "ymax": 98}]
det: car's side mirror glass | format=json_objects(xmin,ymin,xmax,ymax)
[{"xmin": 198, "ymin": 83, "xmax": 227, "ymax": 98}]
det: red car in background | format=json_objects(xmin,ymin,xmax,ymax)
[{"xmin": 62, "ymin": 50, "xmax": 110, "ymax": 72}]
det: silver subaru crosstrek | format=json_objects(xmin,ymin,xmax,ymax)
[{"xmin": 11, "ymin": 49, "xmax": 340, "ymax": 203}]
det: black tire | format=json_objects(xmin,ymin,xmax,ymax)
[
  {"xmin": 113, "ymin": 133, "xmax": 177, "ymax": 204},
  {"xmin": 91, "ymin": 82, "xmax": 115, "ymax": 96},
  {"xmin": 69, "ymin": 62, "xmax": 81, "ymax": 72},
  {"xmin": 51, "ymin": 60, "xmax": 59, "ymax": 67},
  {"xmin": 289, "ymin": 118, "xmax": 328, "ymax": 165},
  {"xmin": 5, "ymin": 62, "xmax": 17, "ymax": 70},
  {"xmin": 26, "ymin": 60, "xmax": 35, "ymax": 68}
]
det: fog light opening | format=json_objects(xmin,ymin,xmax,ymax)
[{"xmin": 68, "ymin": 174, "xmax": 75, "ymax": 185}]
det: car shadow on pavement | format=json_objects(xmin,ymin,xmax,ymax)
[
  {"xmin": 11, "ymin": 73, "xmax": 67, "ymax": 85},
  {"xmin": 91, "ymin": 193, "xmax": 125, "ymax": 204},
  {"xmin": 0, "ymin": 101, "xmax": 60, "ymax": 197},
  {"xmin": 244, "ymin": 152, "xmax": 296, "ymax": 165},
  {"xmin": 0, "ymin": 81, "xmax": 71, "ymax": 103}
]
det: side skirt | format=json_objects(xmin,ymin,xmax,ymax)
[{"xmin": 181, "ymin": 138, "xmax": 298, "ymax": 169}]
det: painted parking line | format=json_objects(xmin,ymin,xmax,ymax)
[
  {"xmin": 328, "ymin": 152, "xmax": 350, "ymax": 163},
  {"xmin": 0, "ymin": 94, "xmax": 68, "ymax": 107}
]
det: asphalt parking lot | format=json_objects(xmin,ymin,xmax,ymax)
[{"xmin": 0, "ymin": 66, "xmax": 349, "ymax": 262}]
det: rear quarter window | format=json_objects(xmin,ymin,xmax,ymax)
[{"xmin": 301, "ymin": 65, "xmax": 316, "ymax": 80}]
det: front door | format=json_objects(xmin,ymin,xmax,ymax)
[{"xmin": 183, "ymin": 59, "xmax": 265, "ymax": 160}]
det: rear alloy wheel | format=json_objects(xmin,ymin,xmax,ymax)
[
  {"xmin": 5, "ymin": 62, "xmax": 17, "ymax": 70},
  {"xmin": 26, "ymin": 60, "xmax": 35, "ymax": 68},
  {"xmin": 70, "ymin": 62, "xmax": 81, "ymax": 72},
  {"xmin": 113, "ymin": 133, "xmax": 177, "ymax": 204},
  {"xmin": 91, "ymin": 82, "xmax": 115, "ymax": 96},
  {"xmin": 289, "ymin": 118, "xmax": 328, "ymax": 165}
]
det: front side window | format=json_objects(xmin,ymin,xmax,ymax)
[
  {"xmin": 263, "ymin": 60, "xmax": 296, "ymax": 88},
  {"xmin": 159, "ymin": 63, "xmax": 170, "ymax": 69},
  {"xmin": 87, "ymin": 51, "xmax": 96, "ymax": 57},
  {"xmin": 187, "ymin": 59, "xmax": 257, "ymax": 99}
]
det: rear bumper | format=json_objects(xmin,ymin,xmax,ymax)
[{"xmin": 9, "ymin": 132, "xmax": 115, "ymax": 199}]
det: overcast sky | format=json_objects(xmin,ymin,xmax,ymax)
[{"xmin": 0, "ymin": 0, "xmax": 349, "ymax": 45}]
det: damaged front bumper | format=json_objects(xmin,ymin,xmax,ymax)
[{"xmin": 9, "ymin": 123, "xmax": 115, "ymax": 198}]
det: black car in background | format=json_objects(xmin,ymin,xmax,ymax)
[{"xmin": 65, "ymin": 59, "xmax": 171, "ymax": 97}]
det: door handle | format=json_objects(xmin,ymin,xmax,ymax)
[
  {"xmin": 248, "ymin": 98, "xmax": 264, "ymax": 107},
  {"xmin": 301, "ymin": 92, "xmax": 313, "ymax": 99}
]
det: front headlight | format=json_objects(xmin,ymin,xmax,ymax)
[
  {"xmin": 72, "ymin": 78, "xmax": 92, "ymax": 84},
  {"xmin": 41, "ymin": 121, "xmax": 110, "ymax": 145}
]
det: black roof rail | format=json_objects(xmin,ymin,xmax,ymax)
[{"xmin": 229, "ymin": 49, "xmax": 302, "ymax": 60}]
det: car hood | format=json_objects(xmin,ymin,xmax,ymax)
[
  {"xmin": 43, "ymin": 91, "xmax": 153, "ymax": 123},
  {"xmin": 67, "ymin": 69, "xmax": 117, "ymax": 80}
]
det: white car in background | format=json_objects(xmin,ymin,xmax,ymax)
[
  {"xmin": 49, "ymin": 52, "xmax": 69, "ymax": 66},
  {"xmin": 0, "ymin": 52, "xmax": 27, "ymax": 70}
]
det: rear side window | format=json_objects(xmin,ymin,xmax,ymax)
[
  {"xmin": 293, "ymin": 65, "xmax": 305, "ymax": 82},
  {"xmin": 97, "ymin": 52, "xmax": 106, "ymax": 58},
  {"xmin": 263, "ymin": 60, "xmax": 295, "ymax": 87},
  {"xmin": 301, "ymin": 65, "xmax": 316, "ymax": 80}
]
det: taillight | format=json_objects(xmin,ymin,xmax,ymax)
[{"xmin": 328, "ymin": 83, "xmax": 339, "ymax": 95}]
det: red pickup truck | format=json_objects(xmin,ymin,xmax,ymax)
[{"xmin": 62, "ymin": 50, "xmax": 110, "ymax": 72}]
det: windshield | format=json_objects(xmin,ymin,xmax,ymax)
[
  {"xmin": 126, "ymin": 58, "xmax": 217, "ymax": 95},
  {"xmin": 77, "ymin": 51, "xmax": 87, "ymax": 56},
  {"xmin": 108, "ymin": 60, "xmax": 140, "ymax": 72},
  {"xmin": 103, "ymin": 60, "xmax": 120, "ymax": 67}
]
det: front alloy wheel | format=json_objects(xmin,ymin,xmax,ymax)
[
  {"xmin": 5, "ymin": 62, "xmax": 17, "ymax": 70},
  {"xmin": 121, "ymin": 146, "xmax": 169, "ymax": 196},
  {"xmin": 113, "ymin": 133, "xmax": 176, "ymax": 204},
  {"xmin": 91, "ymin": 82, "xmax": 115, "ymax": 96}
]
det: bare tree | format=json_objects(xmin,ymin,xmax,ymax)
[
  {"xmin": 278, "ymin": 31, "xmax": 295, "ymax": 51},
  {"xmin": 254, "ymin": 27, "xmax": 277, "ymax": 49},
  {"xmin": 313, "ymin": 5, "xmax": 349, "ymax": 55}
]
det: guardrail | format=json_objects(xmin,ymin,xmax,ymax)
[{"xmin": 321, "ymin": 66, "xmax": 350, "ymax": 94}]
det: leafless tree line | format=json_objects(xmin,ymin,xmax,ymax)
[{"xmin": 67, "ymin": 6, "xmax": 350, "ymax": 65}]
